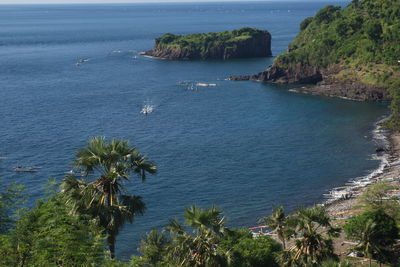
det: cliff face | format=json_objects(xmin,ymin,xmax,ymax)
[
  {"xmin": 145, "ymin": 28, "xmax": 272, "ymax": 60},
  {"xmin": 231, "ymin": 64, "xmax": 389, "ymax": 101},
  {"xmin": 231, "ymin": 1, "xmax": 400, "ymax": 102},
  {"xmin": 146, "ymin": 46, "xmax": 197, "ymax": 60},
  {"xmin": 253, "ymin": 63, "xmax": 323, "ymax": 84}
]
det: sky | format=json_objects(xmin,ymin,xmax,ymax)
[{"xmin": 0, "ymin": 0, "xmax": 343, "ymax": 4}]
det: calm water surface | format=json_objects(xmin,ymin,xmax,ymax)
[{"xmin": 0, "ymin": 1, "xmax": 388, "ymax": 259}]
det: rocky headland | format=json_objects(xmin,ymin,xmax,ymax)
[
  {"xmin": 230, "ymin": 1, "xmax": 399, "ymax": 102},
  {"xmin": 230, "ymin": 63, "xmax": 390, "ymax": 101},
  {"xmin": 145, "ymin": 28, "xmax": 272, "ymax": 60}
]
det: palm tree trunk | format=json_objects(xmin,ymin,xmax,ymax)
[
  {"xmin": 108, "ymin": 232, "xmax": 116, "ymax": 259},
  {"xmin": 369, "ymin": 258, "xmax": 371, "ymax": 267},
  {"xmin": 282, "ymin": 239, "xmax": 286, "ymax": 250}
]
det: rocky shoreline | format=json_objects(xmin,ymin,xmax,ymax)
[
  {"xmin": 229, "ymin": 64, "xmax": 389, "ymax": 102},
  {"xmin": 325, "ymin": 129, "xmax": 400, "ymax": 217}
]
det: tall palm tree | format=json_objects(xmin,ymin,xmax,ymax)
[
  {"xmin": 166, "ymin": 206, "xmax": 230, "ymax": 267},
  {"xmin": 285, "ymin": 206, "xmax": 339, "ymax": 266},
  {"xmin": 259, "ymin": 206, "xmax": 291, "ymax": 249},
  {"xmin": 355, "ymin": 219, "xmax": 381, "ymax": 267},
  {"xmin": 61, "ymin": 136, "xmax": 157, "ymax": 258}
]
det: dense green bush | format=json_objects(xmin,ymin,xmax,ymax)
[
  {"xmin": 221, "ymin": 233, "xmax": 281, "ymax": 267},
  {"xmin": 0, "ymin": 183, "xmax": 24, "ymax": 234},
  {"xmin": 344, "ymin": 209, "xmax": 398, "ymax": 247},
  {"xmin": 275, "ymin": 0, "xmax": 400, "ymax": 69},
  {"xmin": 344, "ymin": 209, "xmax": 399, "ymax": 264},
  {"xmin": 0, "ymin": 196, "xmax": 105, "ymax": 266}
]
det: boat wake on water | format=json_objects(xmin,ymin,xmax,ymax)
[
  {"xmin": 109, "ymin": 49, "xmax": 138, "ymax": 56},
  {"xmin": 75, "ymin": 58, "xmax": 90, "ymax": 67},
  {"xmin": 75, "ymin": 50, "xmax": 139, "ymax": 68},
  {"xmin": 140, "ymin": 101, "xmax": 155, "ymax": 115},
  {"xmin": 176, "ymin": 81, "xmax": 217, "ymax": 91},
  {"xmin": 140, "ymin": 105, "xmax": 154, "ymax": 115}
]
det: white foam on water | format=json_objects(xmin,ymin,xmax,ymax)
[{"xmin": 323, "ymin": 116, "xmax": 392, "ymax": 204}]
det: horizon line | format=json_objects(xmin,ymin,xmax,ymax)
[{"xmin": 0, "ymin": 0, "xmax": 348, "ymax": 5}]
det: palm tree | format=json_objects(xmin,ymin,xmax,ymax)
[
  {"xmin": 355, "ymin": 219, "xmax": 381, "ymax": 267},
  {"xmin": 285, "ymin": 206, "xmax": 339, "ymax": 266},
  {"xmin": 61, "ymin": 136, "xmax": 157, "ymax": 258},
  {"xmin": 184, "ymin": 205, "xmax": 226, "ymax": 238},
  {"xmin": 259, "ymin": 206, "xmax": 291, "ymax": 249},
  {"xmin": 138, "ymin": 229, "xmax": 169, "ymax": 265},
  {"xmin": 166, "ymin": 206, "xmax": 230, "ymax": 267}
]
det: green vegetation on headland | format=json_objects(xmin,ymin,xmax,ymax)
[
  {"xmin": 232, "ymin": 0, "xmax": 400, "ymax": 130},
  {"xmin": 145, "ymin": 28, "xmax": 272, "ymax": 60},
  {"xmin": 281, "ymin": 0, "xmax": 400, "ymax": 130},
  {"xmin": 1, "ymin": 137, "xmax": 400, "ymax": 266},
  {"xmin": 278, "ymin": 0, "xmax": 400, "ymax": 74}
]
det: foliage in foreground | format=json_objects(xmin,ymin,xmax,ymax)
[
  {"xmin": 220, "ymin": 231, "xmax": 281, "ymax": 267},
  {"xmin": 133, "ymin": 206, "xmax": 282, "ymax": 267},
  {"xmin": 0, "ymin": 196, "xmax": 105, "ymax": 266},
  {"xmin": 0, "ymin": 183, "xmax": 25, "ymax": 234},
  {"xmin": 0, "ymin": 187, "xmax": 399, "ymax": 266}
]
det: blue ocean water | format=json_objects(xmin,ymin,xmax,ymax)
[{"xmin": 0, "ymin": 1, "xmax": 388, "ymax": 259}]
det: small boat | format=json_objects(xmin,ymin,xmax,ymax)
[
  {"xmin": 76, "ymin": 58, "xmax": 90, "ymax": 66},
  {"xmin": 196, "ymin": 83, "xmax": 217, "ymax": 87},
  {"xmin": 14, "ymin": 166, "xmax": 38, "ymax": 172},
  {"xmin": 140, "ymin": 104, "xmax": 154, "ymax": 115}
]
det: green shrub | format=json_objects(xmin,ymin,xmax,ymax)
[
  {"xmin": 221, "ymin": 234, "xmax": 282, "ymax": 267},
  {"xmin": 0, "ymin": 196, "xmax": 105, "ymax": 266},
  {"xmin": 344, "ymin": 209, "xmax": 398, "ymax": 247}
]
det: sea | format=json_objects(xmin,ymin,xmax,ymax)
[{"xmin": 0, "ymin": 1, "xmax": 389, "ymax": 259}]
